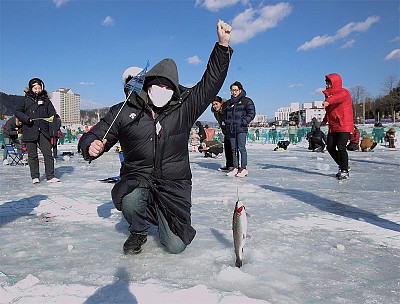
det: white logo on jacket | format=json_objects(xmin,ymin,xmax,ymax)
[{"xmin": 129, "ymin": 113, "xmax": 137, "ymax": 120}]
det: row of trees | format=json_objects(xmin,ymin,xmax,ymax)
[
  {"xmin": 80, "ymin": 108, "xmax": 110, "ymax": 126},
  {"xmin": 350, "ymin": 75, "xmax": 400, "ymax": 124}
]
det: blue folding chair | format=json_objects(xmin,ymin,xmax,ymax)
[{"xmin": 5, "ymin": 144, "xmax": 26, "ymax": 166}]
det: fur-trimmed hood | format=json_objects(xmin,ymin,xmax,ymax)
[{"xmin": 23, "ymin": 87, "xmax": 51, "ymax": 99}]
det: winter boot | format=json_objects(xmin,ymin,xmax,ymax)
[
  {"xmin": 336, "ymin": 166, "xmax": 350, "ymax": 178},
  {"xmin": 123, "ymin": 233, "xmax": 147, "ymax": 254},
  {"xmin": 337, "ymin": 170, "xmax": 349, "ymax": 180}
]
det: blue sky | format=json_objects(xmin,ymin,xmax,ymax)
[{"xmin": 1, "ymin": 0, "xmax": 399, "ymax": 121}]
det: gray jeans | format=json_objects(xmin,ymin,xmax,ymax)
[{"xmin": 121, "ymin": 187, "xmax": 186, "ymax": 254}]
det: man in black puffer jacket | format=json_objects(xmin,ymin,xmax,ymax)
[{"xmin": 78, "ymin": 20, "xmax": 233, "ymax": 255}]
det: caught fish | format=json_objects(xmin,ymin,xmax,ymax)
[{"xmin": 232, "ymin": 200, "xmax": 248, "ymax": 268}]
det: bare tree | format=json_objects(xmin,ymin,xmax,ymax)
[
  {"xmin": 381, "ymin": 76, "xmax": 400, "ymax": 120},
  {"xmin": 350, "ymin": 85, "xmax": 369, "ymax": 123},
  {"xmin": 381, "ymin": 75, "xmax": 397, "ymax": 95}
]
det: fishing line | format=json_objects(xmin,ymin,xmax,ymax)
[{"xmin": 101, "ymin": 61, "xmax": 150, "ymax": 141}]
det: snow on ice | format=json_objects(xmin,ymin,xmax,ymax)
[{"xmin": 0, "ymin": 131, "xmax": 399, "ymax": 303}]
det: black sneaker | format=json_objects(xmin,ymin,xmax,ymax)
[
  {"xmin": 337, "ymin": 170, "xmax": 349, "ymax": 180},
  {"xmin": 218, "ymin": 166, "xmax": 230, "ymax": 172},
  {"xmin": 123, "ymin": 233, "xmax": 147, "ymax": 254}
]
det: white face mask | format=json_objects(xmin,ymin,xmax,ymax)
[{"xmin": 148, "ymin": 85, "xmax": 174, "ymax": 108}]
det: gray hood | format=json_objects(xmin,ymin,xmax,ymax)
[{"xmin": 143, "ymin": 58, "xmax": 180, "ymax": 103}]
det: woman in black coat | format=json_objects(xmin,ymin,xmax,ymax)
[
  {"xmin": 15, "ymin": 78, "xmax": 59, "ymax": 184},
  {"xmin": 79, "ymin": 20, "xmax": 233, "ymax": 255}
]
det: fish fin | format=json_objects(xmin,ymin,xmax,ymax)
[
  {"xmin": 246, "ymin": 213, "xmax": 251, "ymax": 218},
  {"xmin": 246, "ymin": 234, "xmax": 251, "ymax": 240}
]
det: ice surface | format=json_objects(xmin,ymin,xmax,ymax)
[{"xmin": 1, "ymin": 134, "xmax": 399, "ymax": 303}]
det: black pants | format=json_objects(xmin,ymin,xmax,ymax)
[
  {"xmin": 223, "ymin": 135, "xmax": 233, "ymax": 167},
  {"xmin": 26, "ymin": 133, "xmax": 55, "ymax": 180},
  {"xmin": 327, "ymin": 132, "xmax": 350, "ymax": 171}
]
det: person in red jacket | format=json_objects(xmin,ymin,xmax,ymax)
[
  {"xmin": 346, "ymin": 126, "xmax": 360, "ymax": 151},
  {"xmin": 322, "ymin": 73, "xmax": 354, "ymax": 180}
]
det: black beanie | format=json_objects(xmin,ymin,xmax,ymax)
[
  {"xmin": 145, "ymin": 76, "xmax": 174, "ymax": 91},
  {"xmin": 29, "ymin": 78, "xmax": 45, "ymax": 90}
]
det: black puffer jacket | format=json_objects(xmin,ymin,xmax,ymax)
[
  {"xmin": 79, "ymin": 43, "xmax": 232, "ymax": 245},
  {"xmin": 14, "ymin": 89, "xmax": 57, "ymax": 142},
  {"xmin": 224, "ymin": 90, "xmax": 256, "ymax": 134}
]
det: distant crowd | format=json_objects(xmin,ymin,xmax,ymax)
[{"xmin": 189, "ymin": 120, "xmax": 397, "ymax": 155}]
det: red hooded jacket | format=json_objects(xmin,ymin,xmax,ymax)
[{"xmin": 322, "ymin": 73, "xmax": 354, "ymax": 133}]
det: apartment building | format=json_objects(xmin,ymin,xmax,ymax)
[{"xmin": 52, "ymin": 88, "xmax": 81, "ymax": 125}]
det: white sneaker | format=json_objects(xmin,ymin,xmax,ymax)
[
  {"xmin": 46, "ymin": 177, "xmax": 60, "ymax": 183},
  {"xmin": 32, "ymin": 178, "xmax": 40, "ymax": 184},
  {"xmin": 236, "ymin": 168, "xmax": 248, "ymax": 178},
  {"xmin": 3, "ymin": 159, "xmax": 8, "ymax": 165},
  {"xmin": 227, "ymin": 168, "xmax": 238, "ymax": 177}
]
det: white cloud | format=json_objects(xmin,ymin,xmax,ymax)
[
  {"xmin": 340, "ymin": 39, "xmax": 355, "ymax": 49},
  {"xmin": 184, "ymin": 82, "xmax": 196, "ymax": 88},
  {"xmin": 288, "ymin": 83, "xmax": 304, "ymax": 88},
  {"xmin": 53, "ymin": 0, "xmax": 69, "ymax": 8},
  {"xmin": 336, "ymin": 16, "xmax": 380, "ymax": 38},
  {"xmin": 298, "ymin": 15, "xmax": 380, "ymax": 51},
  {"xmin": 187, "ymin": 55, "xmax": 202, "ymax": 65},
  {"xmin": 230, "ymin": 2, "xmax": 293, "ymax": 45},
  {"xmin": 313, "ymin": 88, "xmax": 325, "ymax": 95},
  {"xmin": 79, "ymin": 82, "xmax": 95, "ymax": 86},
  {"xmin": 102, "ymin": 16, "xmax": 115, "ymax": 26},
  {"xmin": 384, "ymin": 49, "xmax": 400, "ymax": 60},
  {"xmin": 298, "ymin": 35, "xmax": 335, "ymax": 51},
  {"xmin": 389, "ymin": 36, "xmax": 400, "ymax": 42},
  {"xmin": 195, "ymin": 0, "xmax": 248, "ymax": 12}
]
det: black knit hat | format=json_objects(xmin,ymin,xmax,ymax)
[
  {"xmin": 144, "ymin": 76, "xmax": 174, "ymax": 91},
  {"xmin": 28, "ymin": 78, "xmax": 45, "ymax": 90}
]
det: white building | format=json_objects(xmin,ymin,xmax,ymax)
[
  {"xmin": 290, "ymin": 102, "xmax": 300, "ymax": 112},
  {"xmin": 251, "ymin": 114, "xmax": 268, "ymax": 126},
  {"xmin": 305, "ymin": 108, "xmax": 326, "ymax": 123},
  {"xmin": 313, "ymin": 101, "xmax": 324, "ymax": 108},
  {"xmin": 275, "ymin": 101, "xmax": 326, "ymax": 125},
  {"xmin": 275, "ymin": 107, "xmax": 291, "ymax": 122},
  {"xmin": 252, "ymin": 114, "xmax": 268, "ymax": 124},
  {"xmin": 52, "ymin": 88, "xmax": 81, "ymax": 125}
]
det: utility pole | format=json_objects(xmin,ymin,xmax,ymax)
[{"xmin": 363, "ymin": 99, "xmax": 366, "ymax": 126}]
